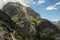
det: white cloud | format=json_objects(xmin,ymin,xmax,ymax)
[
  {"xmin": 19, "ymin": 0, "xmax": 33, "ymax": 7},
  {"xmin": 47, "ymin": 6, "xmax": 57, "ymax": 10},
  {"xmin": 0, "ymin": 0, "xmax": 34, "ymax": 9},
  {"xmin": 46, "ymin": 2, "xmax": 60, "ymax": 10},
  {"xmin": 33, "ymin": 2, "xmax": 36, "ymax": 4},
  {"xmin": 38, "ymin": 0, "xmax": 45, "ymax": 4},
  {"xmin": 55, "ymin": 2, "xmax": 60, "ymax": 6}
]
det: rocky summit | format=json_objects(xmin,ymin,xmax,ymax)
[{"xmin": 0, "ymin": 2, "xmax": 60, "ymax": 40}]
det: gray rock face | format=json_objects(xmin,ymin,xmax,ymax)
[
  {"xmin": 0, "ymin": 10, "xmax": 17, "ymax": 40},
  {"xmin": 37, "ymin": 19, "xmax": 60, "ymax": 40},
  {"xmin": 0, "ymin": 30, "xmax": 12, "ymax": 40},
  {"xmin": 2, "ymin": 2, "xmax": 22, "ymax": 17},
  {"xmin": 2, "ymin": 2, "xmax": 40, "ymax": 18}
]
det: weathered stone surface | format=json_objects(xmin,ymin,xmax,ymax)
[{"xmin": 0, "ymin": 10, "xmax": 17, "ymax": 40}]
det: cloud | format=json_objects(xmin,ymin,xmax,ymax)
[
  {"xmin": 37, "ymin": 0, "xmax": 45, "ymax": 4},
  {"xmin": 33, "ymin": 2, "xmax": 36, "ymax": 4},
  {"xmin": 55, "ymin": 2, "xmax": 60, "ymax": 6},
  {"xmin": 0, "ymin": 0, "xmax": 34, "ymax": 9},
  {"xmin": 47, "ymin": 6, "xmax": 57, "ymax": 10},
  {"xmin": 19, "ymin": 0, "xmax": 34, "ymax": 7},
  {"xmin": 46, "ymin": 2, "xmax": 60, "ymax": 10}
]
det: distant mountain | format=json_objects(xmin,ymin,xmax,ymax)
[
  {"xmin": 52, "ymin": 21, "xmax": 57, "ymax": 24},
  {"xmin": 0, "ymin": 2, "xmax": 60, "ymax": 40},
  {"xmin": 56, "ymin": 21, "xmax": 60, "ymax": 29},
  {"xmin": 52, "ymin": 21, "xmax": 60, "ymax": 29}
]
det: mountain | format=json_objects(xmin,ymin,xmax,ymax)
[
  {"xmin": 55, "ymin": 21, "xmax": 60, "ymax": 29},
  {"xmin": 52, "ymin": 21, "xmax": 57, "ymax": 24},
  {"xmin": 0, "ymin": 2, "xmax": 60, "ymax": 40},
  {"xmin": 56, "ymin": 21, "xmax": 60, "ymax": 27},
  {"xmin": 2, "ymin": 2, "xmax": 41, "ymax": 40},
  {"xmin": 52, "ymin": 21, "xmax": 60, "ymax": 29}
]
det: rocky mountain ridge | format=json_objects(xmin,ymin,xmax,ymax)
[{"xmin": 0, "ymin": 2, "xmax": 60, "ymax": 40}]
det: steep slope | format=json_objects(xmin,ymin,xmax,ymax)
[
  {"xmin": 2, "ymin": 2, "xmax": 41, "ymax": 26},
  {"xmin": 37, "ymin": 19, "xmax": 60, "ymax": 39},
  {"xmin": 2, "ymin": 2, "xmax": 40, "ymax": 18}
]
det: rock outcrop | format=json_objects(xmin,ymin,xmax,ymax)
[
  {"xmin": 37, "ymin": 19, "xmax": 60, "ymax": 40},
  {"xmin": 0, "ymin": 10, "xmax": 17, "ymax": 40}
]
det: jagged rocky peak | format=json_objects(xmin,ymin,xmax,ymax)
[
  {"xmin": 2, "ymin": 2, "xmax": 24, "ymax": 17},
  {"xmin": 2, "ymin": 2, "xmax": 41, "ymax": 19}
]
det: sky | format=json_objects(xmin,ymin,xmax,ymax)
[{"xmin": 0, "ymin": 0, "xmax": 60, "ymax": 21}]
